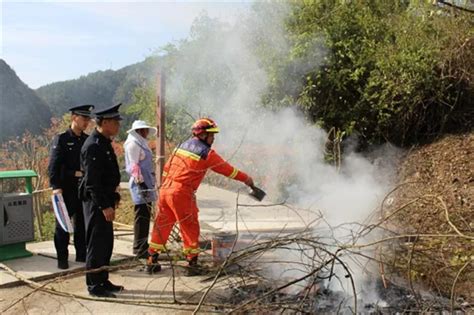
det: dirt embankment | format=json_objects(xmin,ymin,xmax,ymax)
[{"xmin": 386, "ymin": 133, "xmax": 473, "ymax": 301}]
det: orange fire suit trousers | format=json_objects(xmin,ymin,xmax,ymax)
[{"xmin": 149, "ymin": 186, "xmax": 200, "ymax": 260}]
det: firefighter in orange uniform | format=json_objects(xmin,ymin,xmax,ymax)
[{"xmin": 147, "ymin": 118, "xmax": 254, "ymax": 275}]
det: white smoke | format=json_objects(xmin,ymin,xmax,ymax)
[{"xmin": 162, "ymin": 3, "xmax": 400, "ymax": 307}]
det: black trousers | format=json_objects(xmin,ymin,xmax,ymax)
[
  {"xmin": 82, "ymin": 199, "xmax": 114, "ymax": 291},
  {"xmin": 54, "ymin": 188, "xmax": 86, "ymax": 261},
  {"xmin": 133, "ymin": 203, "xmax": 151, "ymax": 256}
]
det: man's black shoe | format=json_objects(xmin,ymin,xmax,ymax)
[
  {"xmin": 88, "ymin": 288, "xmax": 116, "ymax": 298},
  {"xmin": 57, "ymin": 260, "xmax": 69, "ymax": 270},
  {"xmin": 75, "ymin": 254, "xmax": 86, "ymax": 263},
  {"xmin": 104, "ymin": 280, "xmax": 124, "ymax": 292}
]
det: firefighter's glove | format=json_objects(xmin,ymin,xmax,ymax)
[{"xmin": 244, "ymin": 176, "xmax": 254, "ymax": 187}]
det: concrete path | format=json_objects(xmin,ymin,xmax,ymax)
[{"xmin": 197, "ymin": 184, "xmax": 314, "ymax": 234}]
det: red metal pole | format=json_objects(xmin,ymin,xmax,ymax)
[{"xmin": 156, "ymin": 72, "xmax": 166, "ymax": 186}]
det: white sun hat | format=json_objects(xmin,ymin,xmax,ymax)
[{"xmin": 127, "ymin": 120, "xmax": 157, "ymax": 136}]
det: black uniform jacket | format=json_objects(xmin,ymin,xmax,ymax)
[
  {"xmin": 48, "ymin": 128, "xmax": 88, "ymax": 190},
  {"xmin": 79, "ymin": 129, "xmax": 120, "ymax": 211}
]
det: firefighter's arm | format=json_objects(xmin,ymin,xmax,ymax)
[{"xmin": 207, "ymin": 150, "xmax": 251, "ymax": 184}]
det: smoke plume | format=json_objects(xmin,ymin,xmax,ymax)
[{"xmin": 161, "ymin": 3, "xmax": 400, "ymax": 307}]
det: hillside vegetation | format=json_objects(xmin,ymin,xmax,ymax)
[
  {"xmin": 0, "ymin": 59, "xmax": 52, "ymax": 142},
  {"xmin": 36, "ymin": 56, "xmax": 159, "ymax": 116},
  {"xmin": 279, "ymin": 1, "xmax": 473, "ymax": 147}
]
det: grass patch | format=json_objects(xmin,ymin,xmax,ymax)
[{"xmin": 35, "ymin": 210, "xmax": 55, "ymax": 241}]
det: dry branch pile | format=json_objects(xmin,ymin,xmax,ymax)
[{"xmin": 384, "ymin": 134, "xmax": 473, "ymax": 303}]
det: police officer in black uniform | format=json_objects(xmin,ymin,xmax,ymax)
[
  {"xmin": 79, "ymin": 103, "xmax": 124, "ymax": 298},
  {"xmin": 48, "ymin": 104, "xmax": 94, "ymax": 269}
]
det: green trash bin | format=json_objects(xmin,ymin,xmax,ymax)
[{"xmin": 0, "ymin": 170, "xmax": 38, "ymax": 261}]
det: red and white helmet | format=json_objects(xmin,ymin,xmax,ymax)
[{"xmin": 191, "ymin": 118, "xmax": 220, "ymax": 136}]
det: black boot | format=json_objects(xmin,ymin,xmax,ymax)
[
  {"xmin": 186, "ymin": 256, "xmax": 206, "ymax": 276},
  {"xmin": 57, "ymin": 259, "xmax": 69, "ymax": 270},
  {"xmin": 75, "ymin": 252, "xmax": 86, "ymax": 263},
  {"xmin": 146, "ymin": 253, "xmax": 161, "ymax": 274},
  {"xmin": 88, "ymin": 284, "xmax": 116, "ymax": 298},
  {"xmin": 104, "ymin": 280, "xmax": 124, "ymax": 292}
]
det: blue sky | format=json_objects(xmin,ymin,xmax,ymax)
[{"xmin": 1, "ymin": 1, "xmax": 249, "ymax": 89}]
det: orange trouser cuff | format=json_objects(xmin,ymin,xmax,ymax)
[{"xmin": 148, "ymin": 242, "xmax": 166, "ymax": 254}]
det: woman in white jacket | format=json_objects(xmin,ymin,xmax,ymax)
[{"xmin": 124, "ymin": 120, "xmax": 157, "ymax": 258}]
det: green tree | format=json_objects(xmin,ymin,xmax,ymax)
[{"xmin": 265, "ymin": 1, "xmax": 473, "ymax": 146}]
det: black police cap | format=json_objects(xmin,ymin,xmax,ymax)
[
  {"xmin": 69, "ymin": 104, "xmax": 95, "ymax": 117},
  {"xmin": 94, "ymin": 103, "xmax": 123, "ymax": 120}
]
